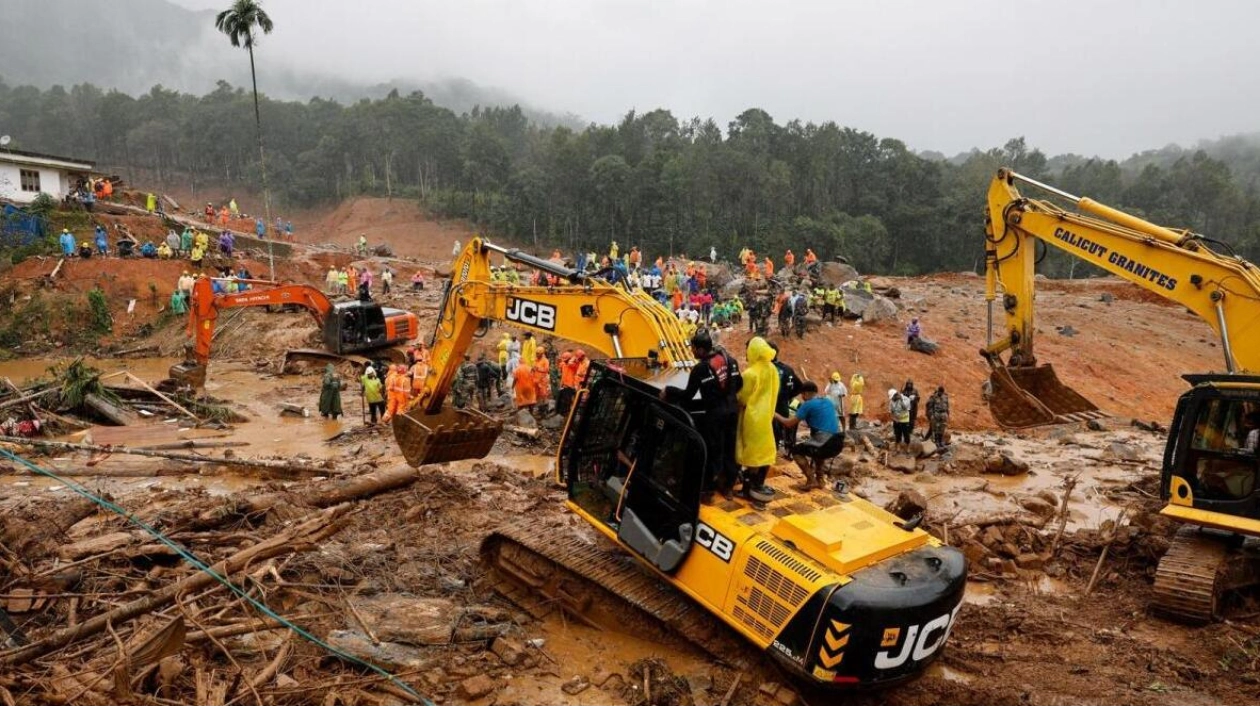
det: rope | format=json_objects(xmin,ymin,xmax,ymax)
[{"xmin": 0, "ymin": 447, "xmax": 430, "ymax": 705}]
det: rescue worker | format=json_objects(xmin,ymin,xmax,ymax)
[
  {"xmin": 319, "ymin": 364, "xmax": 343, "ymax": 420},
  {"xmin": 410, "ymin": 342, "xmax": 430, "ymax": 396},
  {"xmin": 521, "ymin": 332, "xmax": 537, "ymax": 374},
  {"xmin": 78, "ymin": 240, "xmax": 93, "ymax": 259},
  {"xmin": 157, "ymin": 241, "xmax": 172, "ymax": 259},
  {"xmin": 532, "ymin": 350, "xmax": 551, "ymax": 413},
  {"xmin": 768, "ymin": 342, "xmax": 800, "ymax": 451},
  {"xmin": 508, "ymin": 335, "xmax": 522, "ymax": 374},
  {"xmin": 825, "ymin": 371, "xmax": 848, "ymax": 431},
  {"xmin": 573, "ymin": 349, "xmax": 591, "ymax": 388},
  {"xmin": 906, "ymin": 317, "xmax": 922, "ymax": 346},
  {"xmin": 824, "ymin": 286, "xmax": 842, "ymax": 324},
  {"xmin": 453, "ymin": 354, "xmax": 478, "ymax": 409},
  {"xmin": 180, "ymin": 227, "xmax": 193, "ymax": 257},
  {"xmin": 902, "ymin": 380, "xmax": 920, "ymax": 437},
  {"xmin": 381, "ymin": 364, "xmax": 411, "ymax": 423},
  {"xmin": 59, "ymin": 228, "xmax": 76, "ymax": 256},
  {"xmin": 889, "ymin": 389, "xmax": 912, "ymax": 449},
  {"xmin": 94, "ymin": 226, "xmax": 109, "ymax": 256},
  {"xmin": 513, "ymin": 353, "xmax": 537, "ymax": 411},
  {"xmin": 381, "ymin": 267, "xmax": 393, "ymax": 295},
  {"xmin": 497, "ymin": 334, "xmax": 511, "ymax": 385},
  {"xmin": 736, "ymin": 336, "xmax": 779, "ymax": 504},
  {"xmin": 229, "ymin": 198, "xmax": 239, "ymax": 218},
  {"xmin": 775, "ymin": 380, "xmax": 843, "ymax": 490},
  {"xmin": 804, "ymin": 248, "xmax": 817, "ymax": 266},
  {"xmin": 763, "ymin": 256, "xmax": 775, "ymax": 280},
  {"xmin": 848, "ymin": 373, "xmax": 865, "ymax": 430},
  {"xmin": 361, "ymin": 365, "xmax": 385, "ymax": 424},
  {"xmin": 145, "ymin": 192, "xmax": 157, "ymax": 213},
  {"xmin": 358, "ymin": 234, "xmax": 368, "ymax": 256},
  {"xmin": 325, "ymin": 266, "xmax": 339, "ymax": 293},
  {"xmin": 557, "ymin": 351, "xmax": 577, "ymax": 414},
  {"xmin": 475, "ymin": 352, "xmax": 499, "ymax": 410},
  {"xmin": 219, "ymin": 230, "xmax": 234, "ymax": 257},
  {"xmin": 663, "ymin": 329, "xmax": 742, "ymax": 500},
  {"xmin": 784, "ymin": 249, "xmax": 795, "ymax": 268},
  {"xmin": 169, "ymin": 289, "xmax": 187, "ymax": 315},
  {"xmin": 165, "ymin": 229, "xmax": 180, "ymax": 257},
  {"xmin": 926, "ymin": 386, "xmax": 950, "ymax": 447}
]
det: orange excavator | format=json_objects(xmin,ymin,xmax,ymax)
[{"xmin": 169, "ymin": 277, "xmax": 419, "ymax": 388}]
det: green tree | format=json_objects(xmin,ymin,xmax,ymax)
[{"xmin": 215, "ymin": 0, "xmax": 275, "ymax": 278}]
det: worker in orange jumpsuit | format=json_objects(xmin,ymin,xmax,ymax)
[
  {"xmin": 745, "ymin": 253, "xmax": 759, "ymax": 278},
  {"xmin": 784, "ymin": 249, "xmax": 795, "ymax": 267},
  {"xmin": 763, "ymin": 256, "xmax": 775, "ymax": 279},
  {"xmin": 533, "ymin": 351, "xmax": 552, "ymax": 408},
  {"xmin": 557, "ymin": 351, "xmax": 578, "ymax": 415},
  {"xmin": 410, "ymin": 343, "xmax": 430, "ymax": 395},
  {"xmin": 513, "ymin": 356, "xmax": 537, "ymax": 411},
  {"xmin": 218, "ymin": 206, "xmax": 229, "ymax": 226},
  {"xmin": 804, "ymin": 248, "xmax": 817, "ymax": 265},
  {"xmin": 381, "ymin": 364, "xmax": 411, "ymax": 423},
  {"xmin": 574, "ymin": 349, "xmax": 591, "ymax": 389},
  {"xmin": 696, "ymin": 266, "xmax": 707, "ymax": 290}
]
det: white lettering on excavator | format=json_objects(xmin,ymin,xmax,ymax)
[
  {"xmin": 505, "ymin": 297, "xmax": 556, "ymax": 331},
  {"xmin": 873, "ymin": 603, "xmax": 961, "ymax": 670},
  {"xmin": 695, "ymin": 522, "xmax": 734, "ymax": 562}
]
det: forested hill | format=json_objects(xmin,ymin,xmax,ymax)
[
  {"xmin": 2, "ymin": 75, "xmax": 1259, "ymax": 276},
  {"xmin": 0, "ymin": 0, "xmax": 571, "ymax": 126}
]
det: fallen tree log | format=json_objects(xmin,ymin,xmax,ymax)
[
  {"xmin": 0, "ymin": 503, "xmax": 352, "ymax": 667},
  {"xmin": 0, "ymin": 436, "xmax": 331, "ymax": 476},
  {"xmin": 82, "ymin": 393, "xmax": 139, "ymax": 426},
  {"xmin": 0, "ymin": 496, "xmax": 99, "ymax": 560},
  {"xmin": 164, "ymin": 466, "xmax": 422, "ymax": 532}
]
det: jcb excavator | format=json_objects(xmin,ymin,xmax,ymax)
[
  {"xmin": 170, "ymin": 277, "xmax": 419, "ymax": 388},
  {"xmin": 394, "ymin": 238, "xmax": 966, "ymax": 688},
  {"xmin": 983, "ymin": 168, "xmax": 1260, "ymax": 621}
]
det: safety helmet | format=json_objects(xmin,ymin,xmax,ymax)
[
  {"xmin": 888, "ymin": 388, "xmax": 898, "ymax": 398},
  {"xmin": 831, "ymin": 371, "xmax": 841, "ymax": 382}
]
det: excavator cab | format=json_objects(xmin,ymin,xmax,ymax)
[
  {"xmin": 1154, "ymin": 374, "xmax": 1260, "ymax": 622},
  {"xmin": 322, "ymin": 303, "xmax": 417, "ymax": 355},
  {"xmin": 562, "ymin": 360, "xmax": 704, "ymax": 574}
]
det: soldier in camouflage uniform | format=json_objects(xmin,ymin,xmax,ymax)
[
  {"xmin": 453, "ymin": 354, "xmax": 478, "ymax": 409},
  {"xmin": 926, "ymin": 386, "xmax": 950, "ymax": 447}
]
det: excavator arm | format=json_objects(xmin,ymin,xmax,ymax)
[
  {"xmin": 394, "ymin": 237, "xmax": 696, "ymax": 466},
  {"xmin": 170, "ymin": 278, "xmax": 333, "ymax": 389},
  {"xmin": 984, "ymin": 168, "xmax": 1260, "ymax": 426}
]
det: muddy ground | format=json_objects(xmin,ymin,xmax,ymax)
[
  {"xmin": 1, "ymin": 201, "xmax": 1256, "ymax": 704},
  {"xmin": 2, "ymin": 348, "xmax": 1259, "ymax": 705}
]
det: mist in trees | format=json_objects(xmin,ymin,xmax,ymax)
[{"xmin": 3, "ymin": 77, "xmax": 1259, "ymax": 276}]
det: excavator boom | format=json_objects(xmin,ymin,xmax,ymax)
[
  {"xmin": 983, "ymin": 168, "xmax": 1260, "ymax": 427},
  {"xmin": 393, "ymin": 237, "xmax": 695, "ymax": 466}
]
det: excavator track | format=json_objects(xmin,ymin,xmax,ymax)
[
  {"xmin": 480, "ymin": 521, "xmax": 752, "ymax": 666},
  {"xmin": 1152, "ymin": 526, "xmax": 1260, "ymax": 624},
  {"xmin": 1152, "ymin": 527, "xmax": 1228, "ymax": 624}
]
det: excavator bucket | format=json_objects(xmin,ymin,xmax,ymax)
[
  {"xmin": 393, "ymin": 407, "xmax": 503, "ymax": 467},
  {"xmin": 987, "ymin": 363, "xmax": 1104, "ymax": 429}
]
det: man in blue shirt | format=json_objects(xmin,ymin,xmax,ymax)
[{"xmin": 775, "ymin": 380, "xmax": 843, "ymax": 490}]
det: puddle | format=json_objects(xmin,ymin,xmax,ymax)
[{"xmin": 964, "ymin": 581, "xmax": 1000, "ymax": 606}]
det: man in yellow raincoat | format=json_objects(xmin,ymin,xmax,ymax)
[{"xmin": 736, "ymin": 336, "xmax": 779, "ymax": 504}]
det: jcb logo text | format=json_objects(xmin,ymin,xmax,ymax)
[
  {"xmin": 505, "ymin": 298, "xmax": 557, "ymax": 331},
  {"xmin": 696, "ymin": 522, "xmax": 734, "ymax": 562}
]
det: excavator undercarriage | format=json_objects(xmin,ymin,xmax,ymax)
[{"xmin": 1152, "ymin": 527, "xmax": 1260, "ymax": 624}]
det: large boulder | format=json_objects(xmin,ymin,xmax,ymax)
[
  {"xmin": 861, "ymin": 295, "xmax": 899, "ymax": 323},
  {"xmin": 840, "ymin": 285, "xmax": 874, "ymax": 317},
  {"xmin": 816, "ymin": 261, "xmax": 860, "ymax": 287},
  {"xmin": 720, "ymin": 276, "xmax": 747, "ymax": 299}
]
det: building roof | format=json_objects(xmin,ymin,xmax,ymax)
[{"xmin": 0, "ymin": 148, "xmax": 95, "ymax": 171}]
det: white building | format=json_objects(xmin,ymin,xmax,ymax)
[{"xmin": 0, "ymin": 149, "xmax": 95, "ymax": 205}]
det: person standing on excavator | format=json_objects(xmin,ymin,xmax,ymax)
[
  {"xmin": 663, "ymin": 329, "xmax": 742, "ymax": 500},
  {"xmin": 737, "ymin": 336, "xmax": 779, "ymax": 504}
]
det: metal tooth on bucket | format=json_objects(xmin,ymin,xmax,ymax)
[{"xmin": 393, "ymin": 407, "xmax": 503, "ymax": 467}]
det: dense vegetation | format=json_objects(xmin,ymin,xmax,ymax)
[{"xmin": 4, "ymin": 78, "xmax": 1260, "ymax": 275}]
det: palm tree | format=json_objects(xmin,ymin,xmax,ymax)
[{"xmin": 215, "ymin": 0, "xmax": 276, "ymax": 280}]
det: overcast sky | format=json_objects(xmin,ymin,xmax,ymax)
[{"xmin": 170, "ymin": 0, "xmax": 1259, "ymax": 158}]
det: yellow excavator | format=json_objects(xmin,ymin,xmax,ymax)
[
  {"xmin": 983, "ymin": 168, "xmax": 1260, "ymax": 621},
  {"xmin": 394, "ymin": 238, "xmax": 966, "ymax": 688}
]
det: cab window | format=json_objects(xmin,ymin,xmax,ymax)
[{"xmin": 1184, "ymin": 398, "xmax": 1259, "ymax": 500}]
